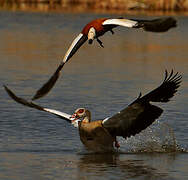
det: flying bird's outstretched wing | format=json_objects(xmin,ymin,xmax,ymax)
[
  {"xmin": 102, "ymin": 17, "xmax": 177, "ymax": 32},
  {"xmin": 102, "ymin": 70, "xmax": 181, "ymax": 139},
  {"xmin": 4, "ymin": 85, "xmax": 80, "ymax": 127},
  {"xmin": 32, "ymin": 17, "xmax": 177, "ymax": 101},
  {"xmin": 63, "ymin": 33, "xmax": 88, "ymax": 64},
  {"xmin": 32, "ymin": 33, "xmax": 87, "ymax": 100}
]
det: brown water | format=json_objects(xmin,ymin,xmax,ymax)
[{"xmin": 0, "ymin": 11, "xmax": 188, "ymax": 179}]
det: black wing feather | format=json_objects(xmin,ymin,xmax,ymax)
[
  {"xmin": 103, "ymin": 70, "xmax": 181, "ymax": 139},
  {"xmin": 138, "ymin": 69, "xmax": 182, "ymax": 103},
  {"xmin": 32, "ymin": 63, "xmax": 65, "ymax": 100},
  {"xmin": 4, "ymin": 85, "xmax": 72, "ymax": 122},
  {"xmin": 132, "ymin": 17, "xmax": 177, "ymax": 32},
  {"xmin": 32, "ymin": 34, "xmax": 88, "ymax": 100}
]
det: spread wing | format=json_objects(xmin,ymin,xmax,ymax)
[
  {"xmin": 4, "ymin": 85, "xmax": 80, "ymax": 128},
  {"xmin": 102, "ymin": 18, "xmax": 138, "ymax": 28},
  {"xmin": 32, "ymin": 17, "xmax": 177, "ymax": 101},
  {"xmin": 102, "ymin": 70, "xmax": 181, "ymax": 139},
  {"xmin": 102, "ymin": 17, "xmax": 177, "ymax": 32},
  {"xmin": 31, "ymin": 33, "xmax": 87, "ymax": 100},
  {"xmin": 63, "ymin": 33, "xmax": 88, "ymax": 64}
]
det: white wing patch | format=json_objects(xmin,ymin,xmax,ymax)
[
  {"xmin": 102, "ymin": 117, "xmax": 110, "ymax": 124},
  {"xmin": 63, "ymin": 33, "xmax": 84, "ymax": 63},
  {"xmin": 44, "ymin": 108, "xmax": 80, "ymax": 128},
  {"xmin": 44, "ymin": 108, "xmax": 71, "ymax": 120},
  {"xmin": 102, "ymin": 19, "xmax": 137, "ymax": 28}
]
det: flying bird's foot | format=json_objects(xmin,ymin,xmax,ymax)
[
  {"xmin": 115, "ymin": 140, "xmax": 120, "ymax": 149},
  {"xmin": 97, "ymin": 38, "xmax": 104, "ymax": 48},
  {"xmin": 110, "ymin": 30, "xmax": 114, "ymax": 34}
]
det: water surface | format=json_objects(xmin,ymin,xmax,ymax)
[{"xmin": 0, "ymin": 11, "xmax": 188, "ymax": 179}]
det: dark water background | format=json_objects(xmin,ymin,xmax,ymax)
[{"xmin": 0, "ymin": 10, "xmax": 188, "ymax": 179}]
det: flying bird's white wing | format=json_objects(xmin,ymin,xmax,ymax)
[
  {"xmin": 63, "ymin": 33, "xmax": 88, "ymax": 63},
  {"xmin": 102, "ymin": 18, "xmax": 138, "ymax": 28},
  {"xmin": 103, "ymin": 17, "xmax": 177, "ymax": 32},
  {"xmin": 31, "ymin": 17, "xmax": 177, "ymax": 101},
  {"xmin": 4, "ymin": 85, "xmax": 80, "ymax": 128},
  {"xmin": 31, "ymin": 33, "xmax": 88, "ymax": 101}
]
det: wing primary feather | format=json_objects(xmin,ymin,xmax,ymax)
[
  {"xmin": 139, "ymin": 70, "xmax": 182, "ymax": 103},
  {"xmin": 32, "ymin": 62, "xmax": 65, "ymax": 101},
  {"xmin": 32, "ymin": 33, "xmax": 87, "ymax": 101},
  {"xmin": 132, "ymin": 17, "xmax": 177, "ymax": 32},
  {"xmin": 166, "ymin": 69, "xmax": 174, "ymax": 81},
  {"xmin": 103, "ymin": 17, "xmax": 176, "ymax": 32},
  {"xmin": 3, "ymin": 85, "xmax": 72, "ymax": 122},
  {"xmin": 102, "ymin": 70, "xmax": 181, "ymax": 139},
  {"xmin": 4, "ymin": 85, "xmax": 44, "ymax": 111},
  {"xmin": 163, "ymin": 69, "xmax": 168, "ymax": 82}
]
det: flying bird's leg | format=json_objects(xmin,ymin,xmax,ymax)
[
  {"xmin": 110, "ymin": 29, "xmax": 114, "ymax": 34},
  {"xmin": 97, "ymin": 38, "xmax": 104, "ymax": 48}
]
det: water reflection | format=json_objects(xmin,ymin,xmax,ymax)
[
  {"xmin": 77, "ymin": 153, "xmax": 178, "ymax": 179},
  {"xmin": 0, "ymin": 151, "xmax": 179, "ymax": 180}
]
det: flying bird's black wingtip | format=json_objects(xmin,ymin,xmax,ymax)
[
  {"xmin": 134, "ymin": 17, "xmax": 177, "ymax": 32},
  {"xmin": 3, "ymin": 84, "xmax": 12, "ymax": 97},
  {"xmin": 31, "ymin": 63, "xmax": 65, "ymax": 101}
]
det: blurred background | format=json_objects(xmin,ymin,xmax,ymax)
[
  {"xmin": 0, "ymin": 1, "xmax": 188, "ymax": 180},
  {"xmin": 1, "ymin": 0, "xmax": 188, "ymax": 13}
]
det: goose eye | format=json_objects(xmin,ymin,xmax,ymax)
[{"xmin": 78, "ymin": 109, "xmax": 84, "ymax": 114}]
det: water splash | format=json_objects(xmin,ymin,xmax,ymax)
[{"xmin": 120, "ymin": 121, "xmax": 186, "ymax": 153}]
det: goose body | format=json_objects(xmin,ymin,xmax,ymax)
[
  {"xmin": 4, "ymin": 70, "xmax": 181, "ymax": 152},
  {"xmin": 79, "ymin": 120, "xmax": 115, "ymax": 151},
  {"xmin": 32, "ymin": 17, "xmax": 177, "ymax": 100}
]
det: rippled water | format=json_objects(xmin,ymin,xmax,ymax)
[{"xmin": 0, "ymin": 11, "xmax": 188, "ymax": 179}]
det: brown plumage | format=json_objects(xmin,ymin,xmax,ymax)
[
  {"xmin": 79, "ymin": 120, "xmax": 115, "ymax": 151},
  {"xmin": 4, "ymin": 70, "xmax": 181, "ymax": 152}
]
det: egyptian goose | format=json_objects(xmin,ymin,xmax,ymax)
[
  {"xmin": 4, "ymin": 70, "xmax": 181, "ymax": 152},
  {"xmin": 32, "ymin": 17, "xmax": 177, "ymax": 100}
]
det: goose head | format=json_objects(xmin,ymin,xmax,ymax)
[{"xmin": 71, "ymin": 108, "xmax": 91, "ymax": 123}]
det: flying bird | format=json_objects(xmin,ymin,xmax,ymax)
[
  {"xmin": 32, "ymin": 17, "xmax": 177, "ymax": 100},
  {"xmin": 4, "ymin": 70, "xmax": 181, "ymax": 152}
]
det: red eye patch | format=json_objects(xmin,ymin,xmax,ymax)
[{"xmin": 78, "ymin": 109, "xmax": 84, "ymax": 113}]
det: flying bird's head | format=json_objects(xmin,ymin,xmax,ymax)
[
  {"xmin": 71, "ymin": 108, "xmax": 91, "ymax": 123},
  {"xmin": 88, "ymin": 27, "xmax": 96, "ymax": 44}
]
